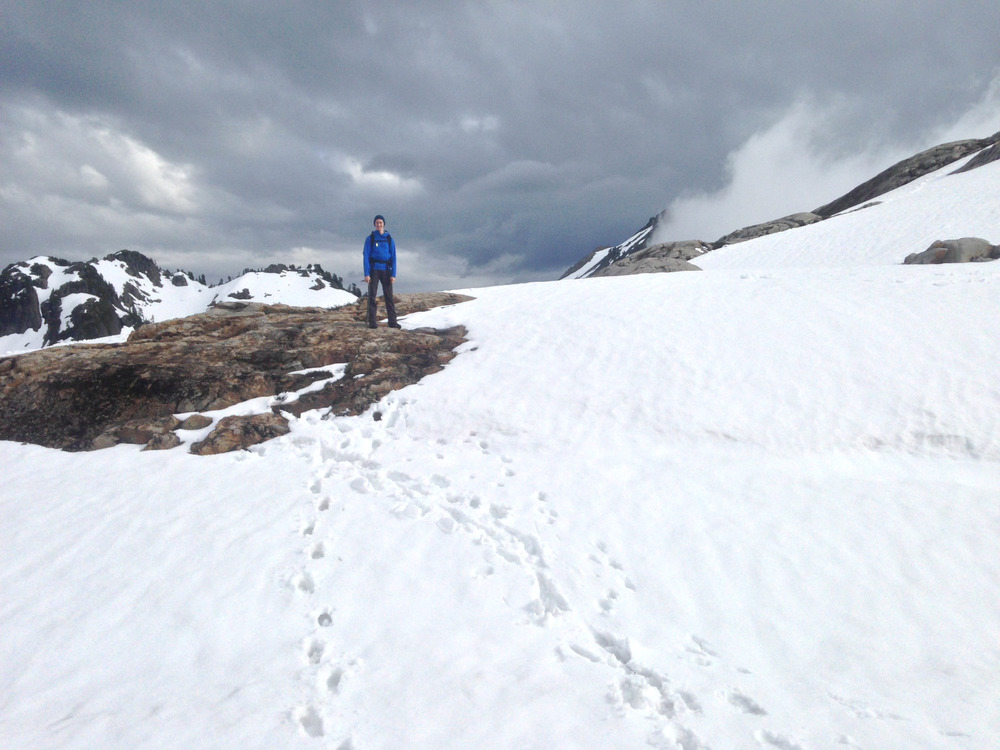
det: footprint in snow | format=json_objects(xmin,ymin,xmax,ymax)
[
  {"xmin": 727, "ymin": 689, "xmax": 767, "ymax": 715},
  {"xmin": 649, "ymin": 724, "xmax": 708, "ymax": 750},
  {"xmin": 295, "ymin": 572, "xmax": 315, "ymax": 594},
  {"xmin": 590, "ymin": 541, "xmax": 637, "ymax": 592},
  {"xmin": 599, "ymin": 589, "xmax": 620, "ymax": 613},
  {"xmin": 295, "ymin": 705, "xmax": 324, "ymax": 738},
  {"xmin": 685, "ymin": 634, "xmax": 717, "ymax": 666},
  {"xmin": 489, "ymin": 503, "xmax": 510, "ymax": 519},
  {"xmin": 755, "ymin": 729, "xmax": 805, "ymax": 750},
  {"xmin": 305, "ymin": 639, "xmax": 325, "ymax": 665},
  {"xmin": 320, "ymin": 665, "xmax": 344, "ymax": 694},
  {"xmin": 437, "ymin": 517, "xmax": 456, "ymax": 534}
]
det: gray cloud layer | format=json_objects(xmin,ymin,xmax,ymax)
[{"xmin": 3, "ymin": 2, "xmax": 1000, "ymax": 290}]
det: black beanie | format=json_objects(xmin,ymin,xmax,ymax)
[{"xmin": 373, "ymin": 214, "xmax": 385, "ymax": 225}]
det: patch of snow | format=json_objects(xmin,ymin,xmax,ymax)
[{"xmin": 56, "ymin": 293, "xmax": 99, "ymax": 330}]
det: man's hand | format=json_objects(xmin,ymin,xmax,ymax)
[
  {"xmin": 364, "ymin": 276, "xmax": 370, "ymax": 284},
  {"xmin": 390, "ymin": 277, "xmax": 395, "ymax": 284}
]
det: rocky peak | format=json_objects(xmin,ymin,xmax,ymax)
[{"xmin": 108, "ymin": 249, "xmax": 163, "ymax": 287}]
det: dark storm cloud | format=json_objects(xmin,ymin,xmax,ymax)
[{"xmin": 2, "ymin": 1, "xmax": 1000, "ymax": 290}]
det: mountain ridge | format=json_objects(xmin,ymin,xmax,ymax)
[
  {"xmin": 564, "ymin": 130, "xmax": 1000, "ymax": 279},
  {"xmin": 0, "ymin": 251, "xmax": 359, "ymax": 354}
]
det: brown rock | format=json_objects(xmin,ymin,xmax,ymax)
[
  {"xmin": 115, "ymin": 415, "xmax": 182, "ymax": 445},
  {"xmin": 143, "ymin": 432, "xmax": 183, "ymax": 451},
  {"xmin": 189, "ymin": 413, "xmax": 290, "ymax": 455},
  {"xmin": 178, "ymin": 414, "xmax": 214, "ymax": 430},
  {"xmin": 0, "ymin": 292, "xmax": 472, "ymax": 452}
]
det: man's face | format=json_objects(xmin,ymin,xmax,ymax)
[{"xmin": 374, "ymin": 219, "xmax": 385, "ymax": 233}]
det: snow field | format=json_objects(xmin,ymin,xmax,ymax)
[
  {"xmin": 2, "ymin": 152, "xmax": 999, "ymax": 747},
  {"xmin": 4, "ymin": 257, "xmax": 997, "ymax": 748}
]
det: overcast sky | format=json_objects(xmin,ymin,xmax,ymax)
[{"xmin": 3, "ymin": 2, "xmax": 1000, "ymax": 292}]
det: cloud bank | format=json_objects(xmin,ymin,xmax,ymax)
[{"xmin": 651, "ymin": 77, "xmax": 1000, "ymax": 246}]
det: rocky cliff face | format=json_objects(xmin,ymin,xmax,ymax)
[
  {"xmin": 0, "ymin": 293, "xmax": 470, "ymax": 454},
  {"xmin": 563, "ymin": 130, "xmax": 1000, "ymax": 279}
]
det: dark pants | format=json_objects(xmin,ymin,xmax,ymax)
[{"xmin": 367, "ymin": 268, "xmax": 396, "ymax": 326}]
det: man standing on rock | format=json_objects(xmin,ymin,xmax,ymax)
[{"xmin": 363, "ymin": 214, "xmax": 400, "ymax": 329}]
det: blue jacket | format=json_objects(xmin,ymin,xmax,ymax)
[{"xmin": 364, "ymin": 231, "xmax": 397, "ymax": 276}]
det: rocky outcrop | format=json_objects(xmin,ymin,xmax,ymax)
[
  {"xmin": 589, "ymin": 241, "xmax": 707, "ymax": 276},
  {"xmin": 0, "ymin": 265, "xmax": 43, "ymax": 336},
  {"xmin": 0, "ymin": 292, "xmax": 471, "ymax": 453},
  {"xmin": 38, "ymin": 261, "xmax": 123, "ymax": 345},
  {"xmin": 113, "ymin": 249, "xmax": 163, "ymax": 287},
  {"xmin": 904, "ymin": 238, "xmax": 999, "ymax": 265},
  {"xmin": 190, "ymin": 413, "xmax": 291, "ymax": 456},
  {"xmin": 714, "ymin": 213, "xmax": 823, "ymax": 247},
  {"xmin": 812, "ymin": 133, "xmax": 1000, "ymax": 218},
  {"xmin": 952, "ymin": 137, "xmax": 1000, "ymax": 174}
]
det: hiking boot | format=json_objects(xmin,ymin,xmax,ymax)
[
  {"xmin": 388, "ymin": 322, "xmax": 402, "ymax": 329},
  {"xmin": 367, "ymin": 322, "xmax": 377, "ymax": 329}
]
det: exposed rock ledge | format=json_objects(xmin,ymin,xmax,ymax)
[{"xmin": 0, "ymin": 292, "xmax": 471, "ymax": 453}]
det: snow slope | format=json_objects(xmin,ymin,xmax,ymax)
[
  {"xmin": 2, "ymin": 160, "xmax": 999, "ymax": 749},
  {"xmin": 697, "ymin": 154, "xmax": 1000, "ymax": 271}
]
